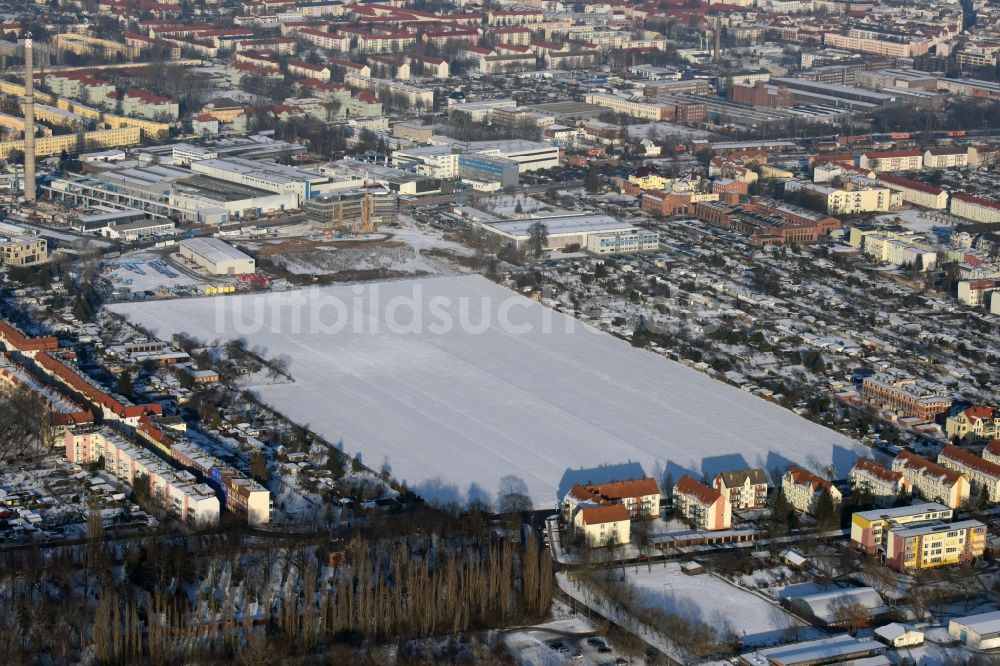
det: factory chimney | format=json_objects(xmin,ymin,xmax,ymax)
[
  {"xmin": 714, "ymin": 16, "xmax": 721, "ymax": 64},
  {"xmin": 23, "ymin": 34, "xmax": 35, "ymax": 204}
]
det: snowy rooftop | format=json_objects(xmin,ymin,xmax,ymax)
[
  {"xmin": 483, "ymin": 215, "xmax": 634, "ymax": 237},
  {"xmin": 950, "ymin": 610, "xmax": 1000, "ymax": 639}
]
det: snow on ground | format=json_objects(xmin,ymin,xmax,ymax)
[
  {"xmin": 103, "ymin": 251, "xmax": 207, "ymax": 293},
  {"xmin": 625, "ymin": 122, "xmax": 712, "ymax": 140},
  {"xmin": 109, "ymin": 275, "xmax": 865, "ymax": 507},
  {"xmin": 875, "ymin": 209, "xmax": 956, "ymax": 242},
  {"xmin": 621, "ymin": 563, "xmax": 820, "ymax": 647}
]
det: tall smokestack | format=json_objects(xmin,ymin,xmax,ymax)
[
  {"xmin": 23, "ymin": 34, "xmax": 35, "ymax": 204},
  {"xmin": 714, "ymin": 16, "xmax": 721, "ymax": 64}
]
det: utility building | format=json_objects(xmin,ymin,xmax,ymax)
[{"xmin": 179, "ymin": 237, "xmax": 255, "ymax": 275}]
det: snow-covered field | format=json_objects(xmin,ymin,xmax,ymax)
[
  {"xmin": 621, "ymin": 564, "xmax": 819, "ymax": 646},
  {"xmin": 109, "ymin": 275, "xmax": 864, "ymax": 507}
]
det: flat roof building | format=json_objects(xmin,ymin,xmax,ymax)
[{"xmin": 178, "ymin": 237, "xmax": 255, "ymax": 275}]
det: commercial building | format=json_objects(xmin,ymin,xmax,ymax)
[
  {"xmin": 302, "ymin": 187, "xmax": 398, "ymax": 233},
  {"xmin": 189, "ymin": 157, "xmax": 335, "ymax": 205},
  {"xmin": 712, "ymin": 468, "xmax": 768, "ymax": 510},
  {"xmin": 468, "ymin": 140, "xmax": 559, "ymax": 173},
  {"xmin": 861, "ymin": 373, "xmax": 952, "ymax": 420},
  {"xmin": 475, "ymin": 214, "xmax": 658, "ymax": 254},
  {"xmin": 947, "ymin": 406, "xmax": 1000, "ymax": 442},
  {"xmin": 892, "ymin": 451, "xmax": 969, "ymax": 509},
  {"xmin": 949, "ymin": 611, "xmax": 1000, "ymax": 649},
  {"xmin": 850, "ymin": 502, "xmax": 952, "ymax": 554},
  {"xmin": 781, "ymin": 466, "xmax": 841, "ymax": 514},
  {"xmin": 583, "ymin": 93, "xmax": 674, "ymax": 121},
  {"xmin": 938, "ymin": 445, "xmax": 1000, "ymax": 503},
  {"xmin": 950, "ymin": 193, "xmax": 1000, "ymax": 224},
  {"xmin": 66, "ymin": 426, "xmax": 220, "ymax": 526},
  {"xmin": 562, "ymin": 477, "xmax": 660, "ymax": 522},
  {"xmin": 849, "ymin": 458, "xmax": 911, "ymax": 507},
  {"xmin": 458, "ymin": 153, "xmax": 519, "ymax": 189},
  {"xmin": 0, "ymin": 223, "xmax": 48, "ymax": 267},
  {"xmin": 178, "ymin": 237, "xmax": 255, "ymax": 275},
  {"xmin": 673, "ymin": 475, "xmax": 732, "ymax": 531},
  {"xmin": 885, "ymin": 519, "xmax": 986, "ymax": 571}
]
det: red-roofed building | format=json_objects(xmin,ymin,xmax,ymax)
[
  {"xmin": 123, "ymin": 89, "xmax": 179, "ymax": 120},
  {"xmin": 288, "ymin": 60, "xmax": 332, "ymax": 82},
  {"xmin": 849, "ymin": 458, "xmax": 910, "ymax": 506},
  {"xmin": 939, "ymin": 445, "xmax": 1000, "ymax": 503},
  {"xmin": 892, "ymin": 451, "xmax": 969, "ymax": 509},
  {"xmin": 578, "ymin": 504, "xmax": 631, "ymax": 545},
  {"xmin": 950, "ymin": 192, "xmax": 1000, "ymax": 224},
  {"xmin": 674, "ymin": 475, "xmax": 731, "ymax": 530},
  {"xmin": 562, "ymin": 476, "xmax": 660, "ymax": 526},
  {"xmin": 782, "ymin": 466, "xmax": 842, "ymax": 514},
  {"xmin": 877, "ymin": 174, "xmax": 949, "ymax": 209},
  {"xmin": 948, "ymin": 407, "xmax": 1000, "ymax": 442},
  {"xmin": 0, "ymin": 321, "xmax": 58, "ymax": 355}
]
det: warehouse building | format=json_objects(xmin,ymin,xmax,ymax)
[
  {"xmin": 178, "ymin": 237, "xmax": 255, "ymax": 275},
  {"xmin": 189, "ymin": 157, "xmax": 336, "ymax": 204},
  {"xmin": 949, "ymin": 610, "xmax": 1000, "ymax": 649},
  {"xmin": 474, "ymin": 214, "xmax": 659, "ymax": 254}
]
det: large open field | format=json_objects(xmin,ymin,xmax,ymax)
[{"xmin": 110, "ymin": 275, "xmax": 863, "ymax": 507}]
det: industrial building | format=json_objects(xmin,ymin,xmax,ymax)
[
  {"xmin": 302, "ymin": 187, "xmax": 399, "ymax": 233},
  {"xmin": 178, "ymin": 237, "xmax": 255, "ymax": 275},
  {"xmin": 188, "ymin": 157, "xmax": 336, "ymax": 204},
  {"xmin": 473, "ymin": 214, "xmax": 659, "ymax": 254}
]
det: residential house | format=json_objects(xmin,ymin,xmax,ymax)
[
  {"xmin": 884, "ymin": 519, "xmax": 986, "ymax": 571},
  {"xmin": 782, "ymin": 466, "xmax": 841, "ymax": 514},
  {"xmin": 849, "ymin": 458, "xmax": 910, "ymax": 506},
  {"xmin": 892, "ymin": 451, "xmax": 969, "ymax": 509},
  {"xmin": 712, "ymin": 468, "xmax": 768, "ymax": 510},
  {"xmin": 674, "ymin": 475, "xmax": 732, "ymax": 531},
  {"xmin": 947, "ymin": 407, "xmax": 1000, "ymax": 442},
  {"xmin": 938, "ymin": 445, "xmax": 1000, "ymax": 503},
  {"xmin": 577, "ymin": 504, "xmax": 631, "ymax": 546}
]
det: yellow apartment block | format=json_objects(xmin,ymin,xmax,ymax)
[
  {"xmin": 0, "ymin": 81, "xmax": 169, "ymax": 139},
  {"xmin": 0, "ymin": 127, "xmax": 141, "ymax": 160},
  {"xmin": 885, "ymin": 519, "xmax": 986, "ymax": 571},
  {"xmin": 54, "ymin": 34, "xmax": 140, "ymax": 59}
]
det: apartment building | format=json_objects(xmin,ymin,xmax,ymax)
[
  {"xmin": 861, "ymin": 373, "xmax": 952, "ymax": 420},
  {"xmin": 287, "ymin": 61, "xmax": 331, "ymax": 82},
  {"xmin": 950, "ymin": 193, "xmax": 1000, "ymax": 224},
  {"xmin": 66, "ymin": 427, "xmax": 220, "ymax": 526},
  {"xmin": 122, "ymin": 90, "xmax": 180, "ymax": 121},
  {"xmin": 782, "ymin": 466, "xmax": 842, "ymax": 514},
  {"xmin": 298, "ymin": 28, "xmax": 349, "ymax": 51},
  {"xmin": 957, "ymin": 281, "xmax": 1000, "ymax": 308},
  {"xmin": 892, "ymin": 451, "xmax": 969, "ymax": 509},
  {"xmin": 562, "ymin": 477, "xmax": 660, "ymax": 523},
  {"xmin": 788, "ymin": 181, "xmax": 892, "ymax": 215},
  {"xmin": 850, "ymin": 502, "xmax": 953, "ymax": 555},
  {"xmin": 877, "ymin": 175, "xmax": 948, "ymax": 209},
  {"xmin": 824, "ymin": 33, "xmax": 930, "ymax": 59},
  {"xmin": 673, "ymin": 475, "xmax": 732, "ymax": 531},
  {"xmin": 577, "ymin": 504, "xmax": 631, "ymax": 546},
  {"xmin": 924, "ymin": 147, "xmax": 971, "ymax": 169},
  {"xmin": 938, "ymin": 445, "xmax": 1000, "ymax": 503},
  {"xmin": 849, "ymin": 458, "xmax": 911, "ymax": 507},
  {"xmin": 947, "ymin": 407, "xmax": 1000, "ymax": 442},
  {"xmin": 712, "ymin": 468, "xmax": 768, "ymax": 510},
  {"xmin": 584, "ymin": 93, "xmax": 674, "ymax": 121},
  {"xmin": 343, "ymin": 73, "xmax": 434, "ymax": 109},
  {"xmin": 0, "ymin": 223, "xmax": 48, "ymax": 267},
  {"xmin": 884, "ymin": 519, "xmax": 986, "ymax": 571},
  {"xmin": 858, "ymin": 150, "xmax": 924, "ymax": 173}
]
